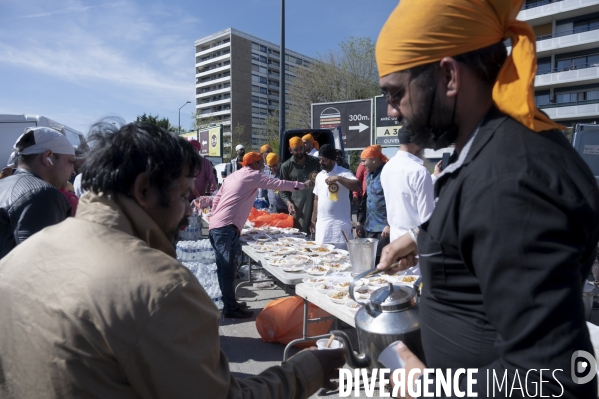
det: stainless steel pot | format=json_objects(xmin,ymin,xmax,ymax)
[
  {"xmin": 346, "ymin": 238, "xmax": 379, "ymax": 275},
  {"xmin": 332, "ymin": 267, "xmax": 424, "ymax": 371}
]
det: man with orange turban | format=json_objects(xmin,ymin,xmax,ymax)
[
  {"xmin": 375, "ymin": 0, "xmax": 599, "ymax": 396},
  {"xmin": 302, "ymin": 133, "xmax": 319, "ymax": 157},
  {"xmin": 280, "ymin": 136, "xmax": 320, "ymax": 233},
  {"xmin": 210, "ymin": 151, "xmax": 313, "ymax": 318},
  {"xmin": 259, "ymin": 144, "xmax": 272, "ymax": 160},
  {"xmin": 356, "ymin": 145, "xmax": 391, "ymax": 262}
]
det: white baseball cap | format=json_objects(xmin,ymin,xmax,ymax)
[
  {"xmin": 235, "ymin": 144, "xmax": 245, "ymax": 151},
  {"xmin": 15, "ymin": 127, "xmax": 75, "ymax": 156}
]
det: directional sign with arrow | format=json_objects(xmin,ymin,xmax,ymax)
[{"xmin": 311, "ymin": 99, "xmax": 372, "ymax": 150}]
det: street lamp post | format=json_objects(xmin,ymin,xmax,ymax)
[{"xmin": 179, "ymin": 101, "xmax": 191, "ymax": 135}]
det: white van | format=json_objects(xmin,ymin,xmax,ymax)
[{"xmin": 0, "ymin": 115, "xmax": 86, "ymax": 166}]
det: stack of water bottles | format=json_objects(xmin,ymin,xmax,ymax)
[
  {"xmin": 177, "ymin": 239, "xmax": 223, "ymax": 310},
  {"xmin": 180, "ymin": 213, "xmax": 202, "ymax": 241}
]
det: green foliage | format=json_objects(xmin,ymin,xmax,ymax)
[
  {"xmin": 287, "ymin": 36, "xmax": 380, "ymax": 130},
  {"xmin": 135, "ymin": 113, "xmax": 176, "ymax": 132}
]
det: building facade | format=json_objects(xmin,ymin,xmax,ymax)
[
  {"xmin": 194, "ymin": 28, "xmax": 314, "ymax": 157},
  {"xmin": 519, "ymin": 0, "xmax": 599, "ymax": 128}
]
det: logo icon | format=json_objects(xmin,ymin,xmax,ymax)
[{"xmin": 571, "ymin": 350, "xmax": 597, "ymax": 384}]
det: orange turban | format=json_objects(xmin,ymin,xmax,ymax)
[
  {"xmin": 376, "ymin": 0, "xmax": 564, "ymax": 133},
  {"xmin": 302, "ymin": 134, "xmax": 314, "ymax": 143},
  {"xmin": 266, "ymin": 153, "xmax": 280, "ymax": 166},
  {"xmin": 260, "ymin": 144, "xmax": 272, "ymax": 153},
  {"xmin": 302, "ymin": 134, "xmax": 319, "ymax": 149},
  {"xmin": 361, "ymin": 145, "xmax": 389, "ymax": 162},
  {"xmin": 241, "ymin": 152, "xmax": 262, "ymax": 166},
  {"xmin": 289, "ymin": 136, "xmax": 303, "ymax": 148}
]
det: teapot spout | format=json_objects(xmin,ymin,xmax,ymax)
[{"xmin": 331, "ymin": 330, "xmax": 370, "ymax": 369}]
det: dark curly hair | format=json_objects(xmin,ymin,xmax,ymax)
[{"xmin": 81, "ymin": 117, "xmax": 201, "ymax": 207}]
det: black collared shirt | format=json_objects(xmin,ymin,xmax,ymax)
[{"xmin": 419, "ymin": 108, "xmax": 599, "ymax": 397}]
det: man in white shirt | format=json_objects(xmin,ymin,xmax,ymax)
[
  {"xmin": 381, "ymin": 127, "xmax": 435, "ymax": 251},
  {"xmin": 310, "ymin": 145, "xmax": 361, "ymax": 249}
]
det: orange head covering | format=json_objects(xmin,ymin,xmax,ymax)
[
  {"xmin": 302, "ymin": 133, "xmax": 319, "ymax": 149},
  {"xmin": 241, "ymin": 152, "xmax": 263, "ymax": 167},
  {"xmin": 289, "ymin": 136, "xmax": 303, "ymax": 148},
  {"xmin": 376, "ymin": 0, "xmax": 563, "ymax": 133},
  {"xmin": 260, "ymin": 144, "xmax": 272, "ymax": 153},
  {"xmin": 266, "ymin": 153, "xmax": 280, "ymax": 166},
  {"xmin": 302, "ymin": 134, "xmax": 315, "ymax": 143},
  {"xmin": 361, "ymin": 145, "xmax": 389, "ymax": 162}
]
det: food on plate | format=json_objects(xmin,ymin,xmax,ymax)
[
  {"xmin": 314, "ymin": 283, "xmax": 334, "ymax": 290},
  {"xmin": 315, "ymin": 246, "xmax": 330, "ymax": 253},
  {"xmin": 307, "ymin": 266, "xmax": 328, "ymax": 273},
  {"xmin": 270, "ymin": 259, "xmax": 289, "ymax": 265},
  {"xmin": 369, "ymin": 277, "xmax": 389, "ymax": 285},
  {"xmin": 346, "ymin": 302, "xmax": 360, "ymax": 309},
  {"xmin": 305, "ymin": 277, "xmax": 326, "ymax": 284},
  {"xmin": 401, "ymin": 276, "xmax": 418, "ymax": 283},
  {"xmin": 305, "ymin": 241, "xmax": 316, "ymax": 245},
  {"xmin": 328, "ymin": 291, "xmax": 349, "ymax": 300}
]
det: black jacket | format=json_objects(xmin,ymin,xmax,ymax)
[
  {"xmin": 0, "ymin": 169, "xmax": 71, "ymax": 260},
  {"xmin": 419, "ymin": 108, "xmax": 599, "ymax": 397}
]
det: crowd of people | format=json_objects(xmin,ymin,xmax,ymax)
[{"xmin": 1, "ymin": 0, "xmax": 598, "ymax": 397}]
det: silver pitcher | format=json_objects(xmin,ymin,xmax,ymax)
[
  {"xmin": 332, "ymin": 267, "xmax": 424, "ymax": 371},
  {"xmin": 346, "ymin": 238, "xmax": 379, "ymax": 275}
]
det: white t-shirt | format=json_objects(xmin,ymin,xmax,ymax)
[
  {"xmin": 312, "ymin": 164, "xmax": 356, "ymax": 244},
  {"xmin": 309, "ymin": 148, "xmax": 319, "ymax": 157},
  {"xmin": 380, "ymin": 150, "xmax": 435, "ymax": 242}
]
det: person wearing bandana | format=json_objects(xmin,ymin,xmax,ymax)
[
  {"xmin": 279, "ymin": 137, "xmax": 321, "ymax": 233},
  {"xmin": 375, "ymin": 0, "xmax": 599, "ymax": 396},
  {"xmin": 310, "ymin": 145, "xmax": 360, "ymax": 249}
]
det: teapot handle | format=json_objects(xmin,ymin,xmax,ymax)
[{"xmin": 349, "ymin": 267, "xmax": 382, "ymax": 306}]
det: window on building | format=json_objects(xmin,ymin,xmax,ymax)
[
  {"xmin": 252, "ymin": 74, "xmax": 261, "ymax": 83},
  {"xmin": 252, "ymin": 42, "xmax": 260, "ymax": 51},
  {"xmin": 252, "ymin": 85, "xmax": 260, "ymax": 93},
  {"xmin": 537, "ymin": 57, "xmax": 551, "ymax": 75},
  {"xmin": 260, "ymin": 45, "xmax": 267, "ymax": 53},
  {"xmin": 252, "ymin": 96, "xmax": 260, "ymax": 104},
  {"xmin": 296, "ymin": 58, "xmax": 303, "ymax": 65},
  {"xmin": 260, "ymin": 55, "xmax": 267, "ymax": 63},
  {"xmin": 260, "ymin": 76, "xmax": 267, "ymax": 84},
  {"xmin": 252, "ymin": 53, "xmax": 260, "ymax": 62},
  {"xmin": 260, "ymin": 87, "xmax": 267, "ymax": 94}
]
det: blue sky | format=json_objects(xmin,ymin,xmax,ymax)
[{"xmin": 0, "ymin": 0, "xmax": 398, "ymax": 135}]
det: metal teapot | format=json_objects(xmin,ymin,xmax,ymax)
[{"xmin": 332, "ymin": 267, "xmax": 425, "ymax": 371}]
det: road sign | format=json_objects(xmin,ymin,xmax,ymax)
[
  {"xmin": 374, "ymin": 95, "xmax": 402, "ymax": 146},
  {"xmin": 311, "ymin": 99, "xmax": 372, "ymax": 150},
  {"xmin": 198, "ymin": 126, "xmax": 222, "ymax": 157}
]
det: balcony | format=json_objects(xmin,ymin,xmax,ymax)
[
  {"xmin": 535, "ymin": 63, "xmax": 599, "ymax": 88},
  {"xmin": 196, "ymin": 75, "xmax": 231, "ymax": 88},
  {"xmin": 198, "ymin": 98, "xmax": 231, "ymax": 108},
  {"xmin": 197, "ymin": 109, "xmax": 232, "ymax": 118},
  {"xmin": 196, "ymin": 52, "xmax": 231, "ymax": 67},
  {"xmin": 508, "ymin": 23, "xmax": 599, "ymax": 56},
  {"xmin": 196, "ymin": 86, "xmax": 231, "ymax": 98},
  {"xmin": 196, "ymin": 42, "xmax": 230, "ymax": 57},
  {"xmin": 518, "ymin": 0, "xmax": 599, "ymax": 24},
  {"xmin": 196, "ymin": 64, "xmax": 230, "ymax": 78},
  {"xmin": 539, "ymin": 98, "xmax": 599, "ymax": 120}
]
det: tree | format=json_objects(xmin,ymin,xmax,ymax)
[
  {"xmin": 230, "ymin": 123, "xmax": 251, "ymax": 160},
  {"xmin": 135, "ymin": 113, "xmax": 177, "ymax": 132},
  {"xmin": 287, "ymin": 37, "xmax": 380, "ymax": 130},
  {"xmin": 263, "ymin": 110, "xmax": 281, "ymax": 155}
]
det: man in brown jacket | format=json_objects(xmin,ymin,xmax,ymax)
[{"xmin": 0, "ymin": 119, "xmax": 345, "ymax": 398}]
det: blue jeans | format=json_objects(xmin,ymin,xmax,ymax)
[{"xmin": 209, "ymin": 225, "xmax": 240, "ymax": 311}]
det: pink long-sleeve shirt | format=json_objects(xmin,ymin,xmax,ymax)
[{"xmin": 209, "ymin": 167, "xmax": 305, "ymax": 231}]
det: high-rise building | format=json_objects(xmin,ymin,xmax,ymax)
[
  {"xmin": 520, "ymin": 0, "xmax": 599, "ymax": 128},
  {"xmin": 194, "ymin": 28, "xmax": 314, "ymax": 158}
]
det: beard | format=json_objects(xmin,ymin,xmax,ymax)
[
  {"xmin": 294, "ymin": 152, "xmax": 305, "ymax": 161},
  {"xmin": 404, "ymin": 88, "xmax": 458, "ymax": 150}
]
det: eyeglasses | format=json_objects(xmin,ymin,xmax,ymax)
[{"xmin": 380, "ymin": 88, "xmax": 402, "ymax": 105}]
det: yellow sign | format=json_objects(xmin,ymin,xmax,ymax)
[{"xmin": 208, "ymin": 127, "xmax": 221, "ymax": 157}]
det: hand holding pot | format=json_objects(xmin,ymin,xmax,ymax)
[{"xmin": 377, "ymin": 233, "xmax": 418, "ymax": 274}]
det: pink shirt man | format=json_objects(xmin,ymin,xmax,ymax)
[{"xmin": 210, "ymin": 167, "xmax": 304, "ymax": 232}]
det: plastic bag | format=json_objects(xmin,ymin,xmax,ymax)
[{"xmin": 255, "ymin": 296, "xmax": 334, "ymax": 348}]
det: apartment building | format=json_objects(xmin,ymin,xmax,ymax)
[
  {"xmin": 519, "ymin": 0, "xmax": 599, "ymax": 128},
  {"xmin": 194, "ymin": 28, "xmax": 314, "ymax": 157}
]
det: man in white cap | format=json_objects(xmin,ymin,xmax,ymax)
[
  {"xmin": 0, "ymin": 127, "xmax": 75, "ymax": 259},
  {"xmin": 224, "ymin": 144, "xmax": 245, "ymax": 177}
]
